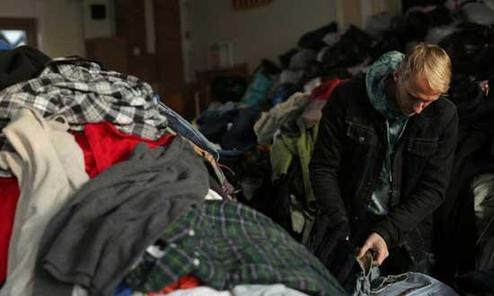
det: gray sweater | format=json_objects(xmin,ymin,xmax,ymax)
[{"xmin": 34, "ymin": 136, "xmax": 209, "ymax": 296}]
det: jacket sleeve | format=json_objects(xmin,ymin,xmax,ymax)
[
  {"xmin": 309, "ymin": 86, "xmax": 349, "ymax": 236},
  {"xmin": 370, "ymin": 107, "xmax": 459, "ymax": 248}
]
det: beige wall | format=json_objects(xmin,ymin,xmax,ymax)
[
  {"xmin": 37, "ymin": 0, "xmax": 86, "ymax": 58},
  {"xmin": 83, "ymin": 0, "xmax": 116, "ymax": 39},
  {"xmin": 0, "ymin": 0, "xmax": 115, "ymax": 58},
  {"xmin": 0, "ymin": 0, "xmax": 37, "ymax": 18},
  {"xmin": 183, "ymin": 0, "xmax": 337, "ymax": 80}
]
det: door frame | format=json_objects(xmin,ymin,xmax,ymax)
[{"xmin": 0, "ymin": 17, "xmax": 38, "ymax": 48}]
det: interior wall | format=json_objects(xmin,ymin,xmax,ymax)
[
  {"xmin": 0, "ymin": 0, "xmax": 37, "ymax": 18},
  {"xmin": 37, "ymin": 0, "xmax": 85, "ymax": 58},
  {"xmin": 183, "ymin": 0, "xmax": 337, "ymax": 80},
  {"xmin": 83, "ymin": 0, "xmax": 116, "ymax": 39},
  {"xmin": 0, "ymin": 0, "xmax": 116, "ymax": 58}
]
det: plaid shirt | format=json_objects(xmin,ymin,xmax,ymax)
[
  {"xmin": 0, "ymin": 58, "xmax": 168, "ymax": 153},
  {"xmin": 125, "ymin": 200, "xmax": 345, "ymax": 296}
]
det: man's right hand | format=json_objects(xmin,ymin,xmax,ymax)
[{"xmin": 356, "ymin": 232, "xmax": 389, "ymax": 266}]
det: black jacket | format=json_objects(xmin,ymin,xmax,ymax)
[
  {"xmin": 434, "ymin": 84, "xmax": 494, "ymax": 283},
  {"xmin": 309, "ymin": 75, "xmax": 458, "ymax": 270}
]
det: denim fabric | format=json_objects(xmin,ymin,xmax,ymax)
[
  {"xmin": 0, "ymin": 40, "xmax": 12, "ymax": 51},
  {"xmin": 157, "ymin": 101, "xmax": 220, "ymax": 159},
  {"xmin": 353, "ymin": 252, "xmax": 380, "ymax": 296},
  {"xmin": 371, "ymin": 272, "xmax": 459, "ymax": 295},
  {"xmin": 196, "ymin": 109, "xmax": 238, "ymax": 144},
  {"xmin": 353, "ymin": 253, "xmax": 458, "ymax": 296},
  {"xmin": 157, "ymin": 100, "xmax": 239, "ymax": 193},
  {"xmin": 220, "ymin": 104, "xmax": 260, "ymax": 151},
  {"xmin": 114, "ymin": 282, "xmax": 132, "ymax": 296},
  {"xmin": 197, "ymin": 105, "xmax": 260, "ymax": 153}
]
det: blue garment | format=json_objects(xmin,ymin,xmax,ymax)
[
  {"xmin": 353, "ymin": 253, "xmax": 458, "ymax": 295},
  {"xmin": 157, "ymin": 100, "xmax": 220, "ymax": 159},
  {"xmin": 271, "ymin": 83, "xmax": 298, "ymax": 106},
  {"xmin": 0, "ymin": 40, "xmax": 12, "ymax": 51},
  {"xmin": 196, "ymin": 105, "xmax": 260, "ymax": 153},
  {"xmin": 371, "ymin": 272, "xmax": 459, "ymax": 295},
  {"xmin": 158, "ymin": 98, "xmax": 252, "ymax": 160},
  {"xmin": 241, "ymin": 72, "xmax": 273, "ymax": 105},
  {"xmin": 114, "ymin": 282, "xmax": 132, "ymax": 296},
  {"xmin": 220, "ymin": 104, "xmax": 260, "ymax": 151}
]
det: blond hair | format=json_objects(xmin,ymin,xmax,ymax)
[{"xmin": 398, "ymin": 43, "xmax": 452, "ymax": 94}]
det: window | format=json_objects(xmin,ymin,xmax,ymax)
[{"xmin": 0, "ymin": 18, "xmax": 37, "ymax": 49}]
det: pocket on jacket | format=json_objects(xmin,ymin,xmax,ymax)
[
  {"xmin": 346, "ymin": 122, "xmax": 377, "ymax": 146},
  {"xmin": 406, "ymin": 138, "xmax": 438, "ymax": 157}
]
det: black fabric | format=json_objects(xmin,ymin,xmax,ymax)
[
  {"xmin": 433, "ymin": 87, "xmax": 494, "ymax": 284},
  {"xmin": 457, "ymin": 269, "xmax": 494, "ymax": 294},
  {"xmin": 0, "ymin": 46, "xmax": 51, "ymax": 91},
  {"xmin": 308, "ymin": 208, "xmax": 433, "ymax": 289},
  {"xmin": 297, "ymin": 22, "xmax": 338, "ymax": 51},
  {"xmin": 321, "ymin": 25, "xmax": 374, "ymax": 71},
  {"xmin": 299, "ymin": 61, "xmax": 324, "ymax": 85},
  {"xmin": 254, "ymin": 59, "xmax": 281, "ymax": 76},
  {"xmin": 279, "ymin": 48, "xmax": 299, "ymax": 69},
  {"xmin": 439, "ymin": 23, "xmax": 494, "ymax": 77},
  {"xmin": 320, "ymin": 67, "xmax": 353, "ymax": 81},
  {"xmin": 370, "ymin": 6, "xmax": 453, "ymax": 60},
  {"xmin": 197, "ymin": 105, "xmax": 260, "ymax": 152},
  {"xmin": 403, "ymin": 10, "xmax": 430, "ymax": 41},
  {"xmin": 309, "ymin": 76, "xmax": 458, "ymax": 273},
  {"xmin": 210, "ymin": 76, "xmax": 247, "ymax": 103},
  {"xmin": 197, "ymin": 108, "xmax": 239, "ymax": 144},
  {"xmin": 371, "ymin": 32, "xmax": 404, "ymax": 60},
  {"xmin": 220, "ymin": 104, "xmax": 261, "ymax": 151},
  {"xmin": 269, "ymin": 160, "xmax": 301, "ymax": 235},
  {"xmin": 427, "ymin": 5, "xmax": 454, "ymax": 27}
]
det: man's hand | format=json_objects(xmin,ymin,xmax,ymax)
[{"xmin": 356, "ymin": 232, "xmax": 389, "ymax": 266}]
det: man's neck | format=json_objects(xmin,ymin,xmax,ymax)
[{"xmin": 384, "ymin": 75, "xmax": 402, "ymax": 116}]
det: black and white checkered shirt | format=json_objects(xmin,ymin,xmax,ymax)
[{"xmin": 0, "ymin": 58, "xmax": 168, "ymax": 175}]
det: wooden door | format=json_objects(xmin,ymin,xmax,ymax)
[{"xmin": 153, "ymin": 0, "xmax": 185, "ymax": 114}]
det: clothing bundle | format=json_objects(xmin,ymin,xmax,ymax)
[
  {"xmin": 190, "ymin": 2, "xmax": 494, "ymax": 296},
  {"xmin": 0, "ymin": 46, "xmax": 346, "ymax": 296}
]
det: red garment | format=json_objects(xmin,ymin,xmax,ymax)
[
  {"xmin": 0, "ymin": 177, "xmax": 19, "ymax": 283},
  {"xmin": 74, "ymin": 122, "xmax": 174, "ymax": 178},
  {"xmin": 0, "ymin": 123, "xmax": 173, "ymax": 283},
  {"xmin": 147, "ymin": 275, "xmax": 201, "ymax": 295},
  {"xmin": 310, "ymin": 78, "xmax": 345, "ymax": 101}
]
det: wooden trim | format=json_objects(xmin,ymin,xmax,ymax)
[{"xmin": 0, "ymin": 17, "xmax": 38, "ymax": 48}]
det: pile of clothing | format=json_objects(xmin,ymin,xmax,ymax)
[
  {"xmin": 192, "ymin": 0, "xmax": 494, "ymax": 295},
  {"xmin": 0, "ymin": 45, "xmax": 345, "ymax": 296}
]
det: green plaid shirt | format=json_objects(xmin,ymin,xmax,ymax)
[{"xmin": 125, "ymin": 200, "xmax": 346, "ymax": 296}]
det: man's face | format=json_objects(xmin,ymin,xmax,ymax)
[{"xmin": 395, "ymin": 74, "xmax": 442, "ymax": 116}]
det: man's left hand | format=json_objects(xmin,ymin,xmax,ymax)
[{"xmin": 356, "ymin": 232, "xmax": 389, "ymax": 265}]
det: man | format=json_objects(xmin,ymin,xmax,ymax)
[{"xmin": 309, "ymin": 44, "xmax": 458, "ymax": 279}]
